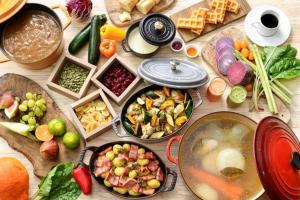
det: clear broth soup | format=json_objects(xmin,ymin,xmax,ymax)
[{"xmin": 181, "ymin": 119, "xmax": 263, "ymax": 200}]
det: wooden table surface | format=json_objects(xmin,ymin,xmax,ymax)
[{"xmin": 0, "ymin": 0, "xmax": 299, "ymax": 199}]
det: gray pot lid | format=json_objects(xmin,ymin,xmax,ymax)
[{"xmin": 138, "ymin": 58, "xmax": 209, "ymax": 89}]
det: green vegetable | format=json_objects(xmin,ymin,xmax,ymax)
[
  {"xmin": 123, "ymin": 121, "xmax": 133, "ymax": 133},
  {"xmin": 158, "ymin": 111, "xmax": 166, "ymax": 120},
  {"xmin": 32, "ymin": 162, "xmax": 81, "ymax": 200},
  {"xmin": 269, "ymin": 58, "xmax": 300, "ymax": 75},
  {"xmin": 68, "ymin": 23, "xmax": 91, "ymax": 54},
  {"xmin": 143, "ymin": 110, "xmax": 151, "ymax": 124},
  {"xmin": 273, "ymin": 66, "xmax": 300, "ymax": 80},
  {"xmin": 185, "ymin": 100, "xmax": 193, "ymax": 118},
  {"xmin": 0, "ymin": 122, "xmax": 38, "ymax": 141},
  {"xmin": 145, "ymin": 91, "xmax": 160, "ymax": 99}
]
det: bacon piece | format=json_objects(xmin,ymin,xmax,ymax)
[
  {"xmin": 147, "ymin": 161, "xmax": 158, "ymax": 171},
  {"xmin": 129, "ymin": 144, "xmax": 139, "ymax": 160},
  {"xmin": 141, "ymin": 188, "xmax": 155, "ymax": 195},
  {"xmin": 145, "ymin": 152, "xmax": 154, "ymax": 159},
  {"xmin": 118, "ymin": 153, "xmax": 129, "ymax": 161},
  {"xmin": 123, "ymin": 178, "xmax": 137, "ymax": 188},
  {"xmin": 98, "ymin": 146, "xmax": 112, "ymax": 156},
  {"xmin": 118, "ymin": 175, "xmax": 127, "ymax": 187},
  {"xmin": 142, "ymin": 175, "xmax": 156, "ymax": 181},
  {"xmin": 132, "ymin": 184, "xmax": 140, "ymax": 193},
  {"xmin": 108, "ymin": 176, "xmax": 119, "ymax": 186},
  {"xmin": 156, "ymin": 167, "xmax": 164, "ymax": 181}
]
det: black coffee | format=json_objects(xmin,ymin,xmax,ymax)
[{"xmin": 261, "ymin": 13, "xmax": 279, "ymax": 28}]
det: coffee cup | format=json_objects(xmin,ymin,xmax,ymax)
[{"xmin": 252, "ymin": 10, "xmax": 280, "ymax": 37}]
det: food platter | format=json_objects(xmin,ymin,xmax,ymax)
[{"xmin": 0, "ymin": 0, "xmax": 299, "ymax": 200}]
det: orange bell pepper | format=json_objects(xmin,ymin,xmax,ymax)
[
  {"xmin": 100, "ymin": 25, "xmax": 125, "ymax": 42},
  {"xmin": 99, "ymin": 40, "xmax": 116, "ymax": 58}
]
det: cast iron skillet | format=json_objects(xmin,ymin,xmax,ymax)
[
  {"xmin": 112, "ymin": 84, "xmax": 202, "ymax": 142},
  {"xmin": 79, "ymin": 141, "xmax": 177, "ymax": 199}
]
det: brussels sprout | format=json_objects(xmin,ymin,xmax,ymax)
[
  {"xmin": 123, "ymin": 143, "xmax": 130, "ymax": 152},
  {"xmin": 104, "ymin": 180, "xmax": 112, "ymax": 187},
  {"xmin": 138, "ymin": 148, "xmax": 145, "ymax": 154},
  {"xmin": 137, "ymin": 158, "xmax": 149, "ymax": 166},
  {"xmin": 128, "ymin": 189, "xmax": 141, "ymax": 196},
  {"xmin": 113, "ymin": 187, "xmax": 128, "ymax": 194},
  {"xmin": 147, "ymin": 179, "xmax": 161, "ymax": 189},
  {"xmin": 113, "ymin": 144, "xmax": 123, "ymax": 154},
  {"xmin": 113, "ymin": 158, "xmax": 125, "ymax": 167},
  {"xmin": 129, "ymin": 170, "xmax": 137, "ymax": 178},
  {"xmin": 114, "ymin": 167, "xmax": 125, "ymax": 176},
  {"xmin": 106, "ymin": 150, "xmax": 115, "ymax": 160}
]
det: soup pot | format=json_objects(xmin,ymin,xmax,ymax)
[
  {"xmin": 111, "ymin": 84, "xmax": 202, "ymax": 143},
  {"xmin": 79, "ymin": 141, "xmax": 177, "ymax": 199},
  {"xmin": 0, "ymin": 3, "xmax": 71, "ymax": 69},
  {"xmin": 166, "ymin": 112, "xmax": 300, "ymax": 200},
  {"xmin": 122, "ymin": 13, "xmax": 176, "ymax": 58}
]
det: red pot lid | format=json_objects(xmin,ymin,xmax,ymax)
[{"xmin": 255, "ymin": 116, "xmax": 300, "ymax": 200}]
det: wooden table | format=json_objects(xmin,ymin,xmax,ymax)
[{"xmin": 0, "ymin": 0, "xmax": 299, "ymax": 199}]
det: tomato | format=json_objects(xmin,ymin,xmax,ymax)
[
  {"xmin": 234, "ymin": 41, "xmax": 241, "ymax": 51},
  {"xmin": 240, "ymin": 40, "xmax": 248, "ymax": 49},
  {"xmin": 248, "ymin": 52, "xmax": 254, "ymax": 61},
  {"xmin": 99, "ymin": 40, "xmax": 116, "ymax": 58},
  {"xmin": 241, "ymin": 48, "xmax": 250, "ymax": 59}
]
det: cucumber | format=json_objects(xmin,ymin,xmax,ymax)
[
  {"xmin": 88, "ymin": 14, "xmax": 107, "ymax": 65},
  {"xmin": 143, "ymin": 110, "xmax": 152, "ymax": 124},
  {"xmin": 68, "ymin": 23, "xmax": 91, "ymax": 54}
]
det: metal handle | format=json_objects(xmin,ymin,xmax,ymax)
[
  {"xmin": 291, "ymin": 152, "xmax": 300, "ymax": 170},
  {"xmin": 121, "ymin": 40, "xmax": 132, "ymax": 53},
  {"xmin": 79, "ymin": 146, "xmax": 97, "ymax": 167},
  {"xmin": 162, "ymin": 168, "xmax": 178, "ymax": 192},
  {"xmin": 193, "ymin": 88, "xmax": 203, "ymax": 109},
  {"xmin": 166, "ymin": 135, "xmax": 182, "ymax": 165},
  {"xmin": 111, "ymin": 116, "xmax": 130, "ymax": 138},
  {"xmin": 170, "ymin": 59, "xmax": 180, "ymax": 71},
  {"xmin": 51, "ymin": 5, "xmax": 72, "ymax": 30}
]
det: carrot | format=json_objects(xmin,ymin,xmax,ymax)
[{"xmin": 186, "ymin": 165, "xmax": 244, "ymax": 200}]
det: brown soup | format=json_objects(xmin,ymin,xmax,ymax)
[{"xmin": 2, "ymin": 10, "xmax": 61, "ymax": 63}]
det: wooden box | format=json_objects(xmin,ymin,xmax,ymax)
[
  {"xmin": 91, "ymin": 54, "xmax": 141, "ymax": 105},
  {"xmin": 69, "ymin": 89, "xmax": 117, "ymax": 141},
  {"xmin": 47, "ymin": 54, "xmax": 97, "ymax": 99}
]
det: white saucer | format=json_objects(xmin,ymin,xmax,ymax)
[{"xmin": 244, "ymin": 5, "xmax": 291, "ymax": 47}]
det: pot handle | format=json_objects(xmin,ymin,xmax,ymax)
[
  {"xmin": 79, "ymin": 146, "xmax": 98, "ymax": 167},
  {"xmin": 111, "ymin": 116, "xmax": 131, "ymax": 138},
  {"xmin": 162, "ymin": 168, "xmax": 178, "ymax": 192},
  {"xmin": 193, "ymin": 88, "xmax": 203, "ymax": 109},
  {"xmin": 121, "ymin": 40, "xmax": 132, "ymax": 53},
  {"xmin": 51, "ymin": 5, "xmax": 72, "ymax": 30},
  {"xmin": 166, "ymin": 135, "xmax": 183, "ymax": 165}
]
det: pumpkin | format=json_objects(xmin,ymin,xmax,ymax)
[{"xmin": 0, "ymin": 157, "xmax": 29, "ymax": 200}]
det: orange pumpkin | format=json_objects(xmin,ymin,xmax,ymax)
[{"xmin": 0, "ymin": 157, "xmax": 29, "ymax": 200}]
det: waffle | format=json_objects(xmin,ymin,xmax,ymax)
[
  {"xmin": 214, "ymin": 0, "xmax": 228, "ymax": 23},
  {"xmin": 210, "ymin": 0, "xmax": 240, "ymax": 14},
  {"xmin": 191, "ymin": 8, "xmax": 208, "ymax": 35},
  {"xmin": 177, "ymin": 18, "xmax": 205, "ymax": 30},
  {"xmin": 205, "ymin": 11, "xmax": 218, "ymax": 24}
]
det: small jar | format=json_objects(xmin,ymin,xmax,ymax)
[{"xmin": 207, "ymin": 77, "xmax": 227, "ymax": 102}]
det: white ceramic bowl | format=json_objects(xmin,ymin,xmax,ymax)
[
  {"xmin": 185, "ymin": 44, "xmax": 199, "ymax": 58},
  {"xmin": 170, "ymin": 37, "xmax": 184, "ymax": 53}
]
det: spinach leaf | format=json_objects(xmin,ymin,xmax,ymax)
[
  {"xmin": 274, "ymin": 66, "xmax": 300, "ymax": 80},
  {"xmin": 264, "ymin": 44, "xmax": 295, "ymax": 70},
  {"xmin": 33, "ymin": 162, "xmax": 81, "ymax": 200},
  {"xmin": 269, "ymin": 58, "xmax": 300, "ymax": 75}
]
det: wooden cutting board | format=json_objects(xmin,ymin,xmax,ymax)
[
  {"xmin": 201, "ymin": 27, "xmax": 290, "ymax": 123},
  {"xmin": 170, "ymin": 0, "xmax": 251, "ymax": 42},
  {"xmin": 105, "ymin": 0, "xmax": 175, "ymax": 27},
  {"xmin": 0, "ymin": 73, "xmax": 86, "ymax": 177}
]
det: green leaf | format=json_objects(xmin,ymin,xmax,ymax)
[
  {"xmin": 49, "ymin": 181, "xmax": 81, "ymax": 200},
  {"xmin": 269, "ymin": 58, "xmax": 300, "ymax": 75},
  {"xmin": 37, "ymin": 165, "xmax": 59, "ymax": 197},
  {"xmin": 274, "ymin": 66, "xmax": 300, "ymax": 80},
  {"xmin": 264, "ymin": 44, "xmax": 296, "ymax": 70},
  {"xmin": 51, "ymin": 163, "xmax": 74, "ymax": 189}
]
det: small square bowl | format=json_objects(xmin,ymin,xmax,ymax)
[
  {"xmin": 69, "ymin": 89, "xmax": 117, "ymax": 141},
  {"xmin": 47, "ymin": 54, "xmax": 97, "ymax": 99},
  {"xmin": 91, "ymin": 54, "xmax": 141, "ymax": 105}
]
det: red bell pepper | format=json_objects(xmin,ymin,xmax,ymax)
[{"xmin": 72, "ymin": 165, "xmax": 92, "ymax": 195}]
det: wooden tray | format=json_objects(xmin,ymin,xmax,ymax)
[
  {"xmin": 0, "ymin": 73, "xmax": 85, "ymax": 177},
  {"xmin": 105, "ymin": 0, "xmax": 175, "ymax": 27},
  {"xmin": 170, "ymin": 0, "xmax": 251, "ymax": 42},
  {"xmin": 201, "ymin": 27, "xmax": 290, "ymax": 123}
]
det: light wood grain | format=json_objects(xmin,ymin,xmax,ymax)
[
  {"xmin": 105, "ymin": 0, "xmax": 175, "ymax": 27},
  {"xmin": 0, "ymin": 0, "xmax": 299, "ymax": 199},
  {"xmin": 170, "ymin": 0, "xmax": 251, "ymax": 42}
]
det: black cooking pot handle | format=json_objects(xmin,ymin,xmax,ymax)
[
  {"xmin": 121, "ymin": 40, "xmax": 132, "ymax": 53},
  {"xmin": 162, "ymin": 168, "xmax": 178, "ymax": 192},
  {"xmin": 193, "ymin": 88, "xmax": 203, "ymax": 109},
  {"xmin": 111, "ymin": 116, "xmax": 131, "ymax": 137},
  {"xmin": 79, "ymin": 146, "xmax": 98, "ymax": 167}
]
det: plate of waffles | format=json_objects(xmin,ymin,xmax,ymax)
[{"xmin": 244, "ymin": 5, "xmax": 291, "ymax": 46}]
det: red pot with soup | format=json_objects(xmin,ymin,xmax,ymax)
[
  {"xmin": 0, "ymin": 3, "xmax": 71, "ymax": 69},
  {"xmin": 166, "ymin": 112, "xmax": 300, "ymax": 200}
]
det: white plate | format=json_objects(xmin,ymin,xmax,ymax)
[{"xmin": 244, "ymin": 5, "xmax": 291, "ymax": 47}]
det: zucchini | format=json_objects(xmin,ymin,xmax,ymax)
[
  {"xmin": 88, "ymin": 14, "xmax": 107, "ymax": 64},
  {"xmin": 68, "ymin": 22, "xmax": 91, "ymax": 54},
  {"xmin": 142, "ymin": 110, "xmax": 152, "ymax": 124},
  {"xmin": 146, "ymin": 91, "xmax": 159, "ymax": 99},
  {"xmin": 123, "ymin": 121, "xmax": 133, "ymax": 133}
]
